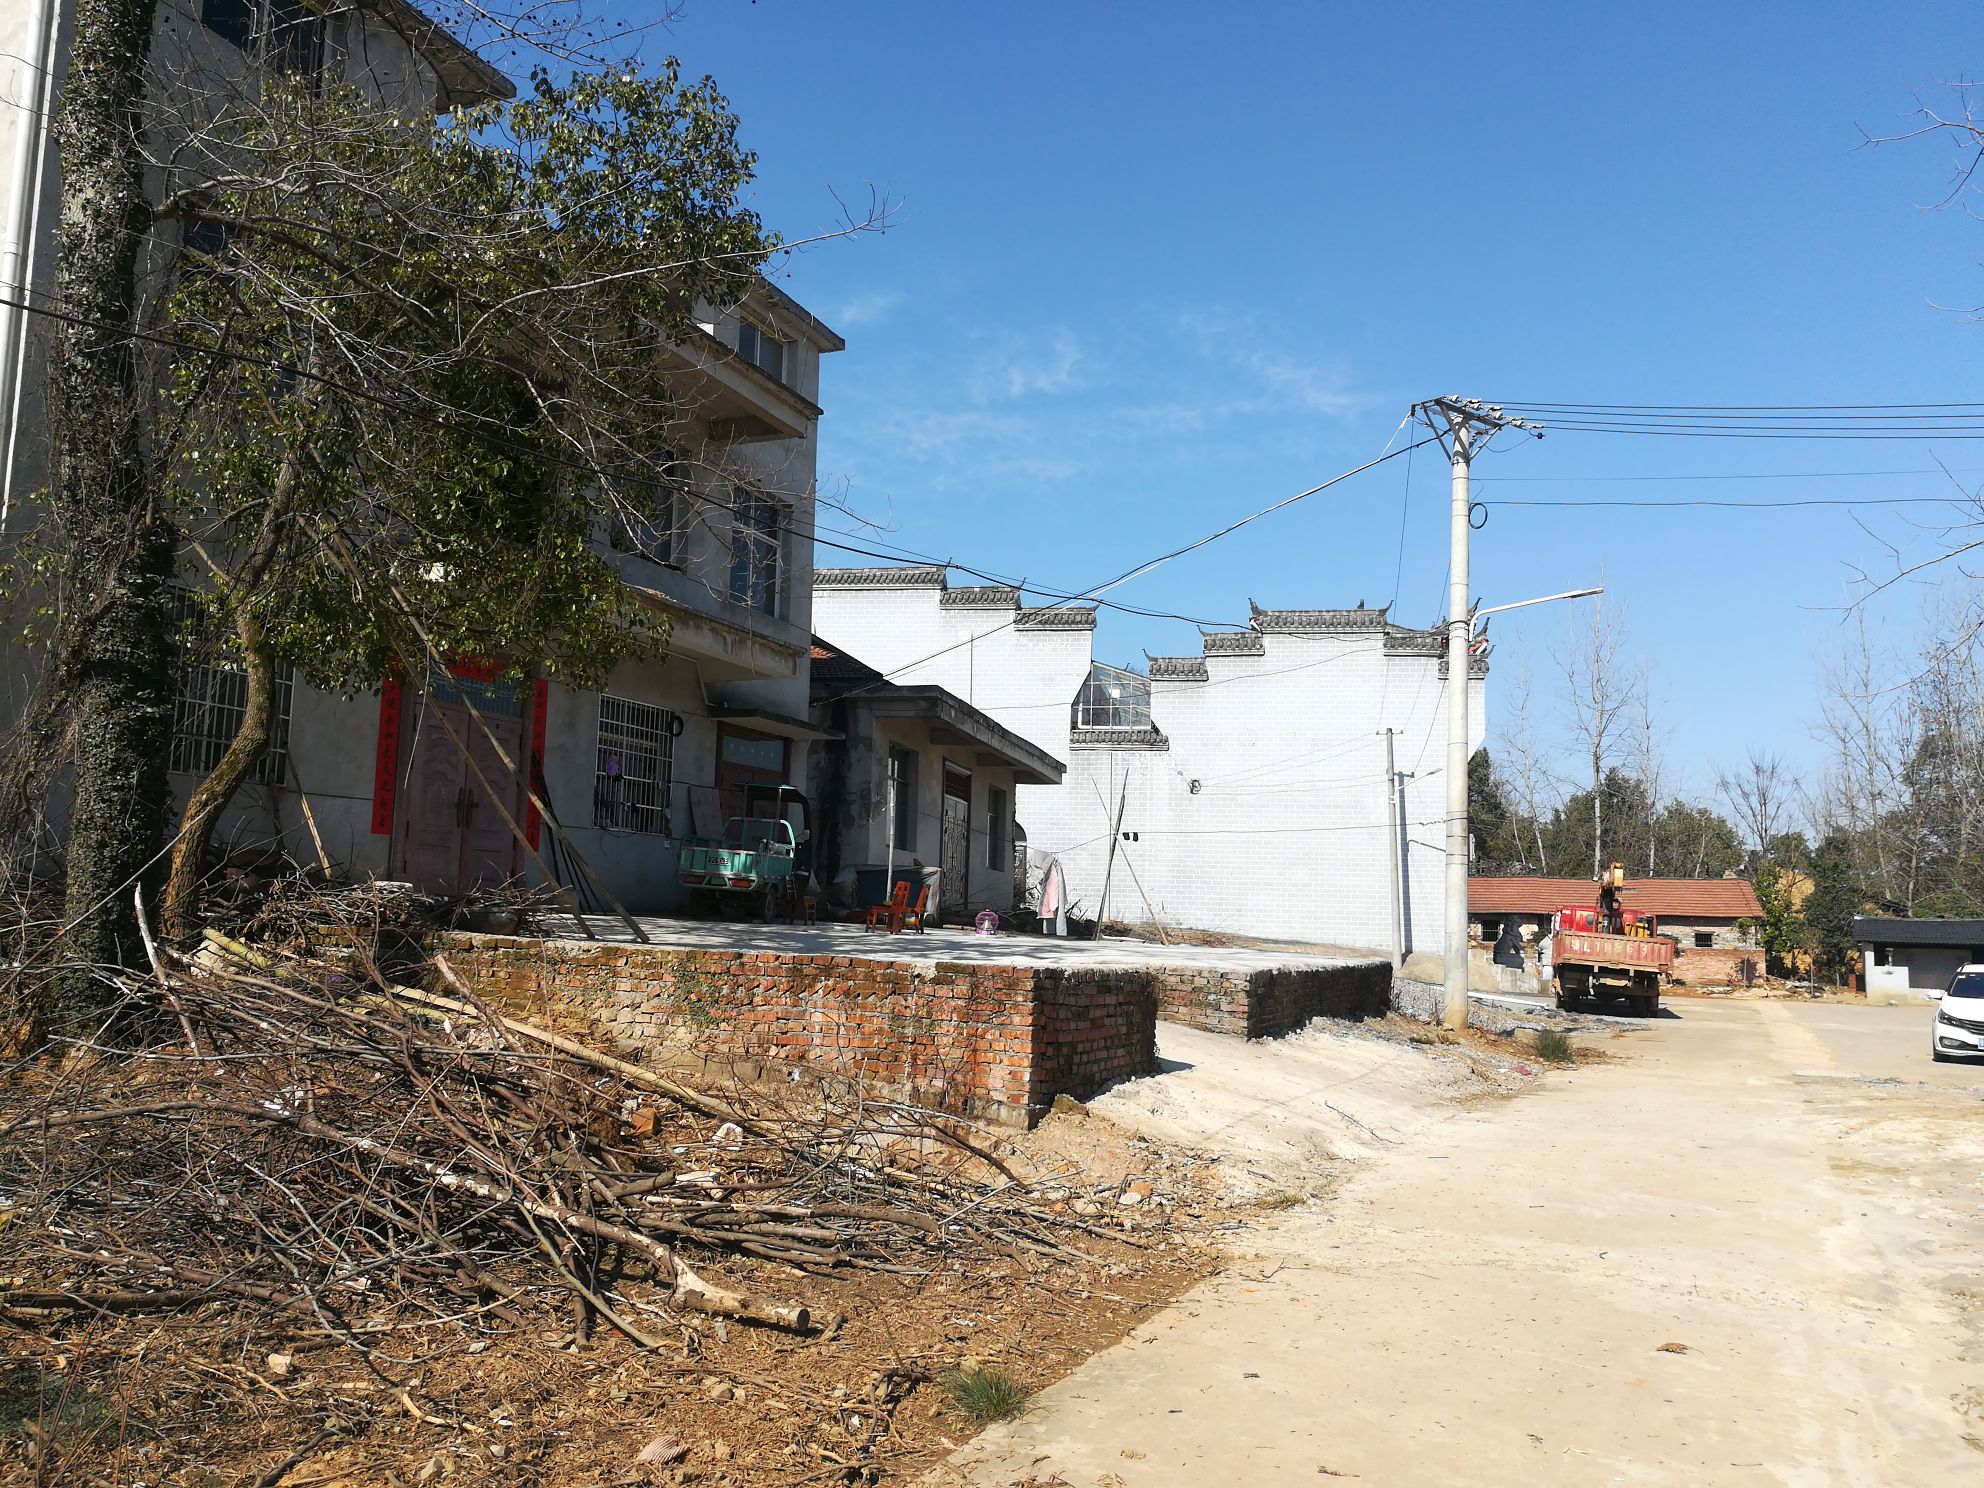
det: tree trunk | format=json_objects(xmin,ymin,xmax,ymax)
[
  {"xmin": 46, "ymin": 0, "xmax": 172, "ymax": 1025},
  {"xmin": 159, "ymin": 417, "xmax": 305, "ymax": 941},
  {"xmin": 1590, "ymin": 745, "xmax": 1603, "ymax": 880},
  {"xmin": 161, "ymin": 612, "xmax": 273, "ymax": 939}
]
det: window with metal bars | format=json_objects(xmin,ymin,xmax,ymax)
[
  {"xmin": 167, "ymin": 591, "xmax": 294, "ymax": 783},
  {"xmin": 594, "ymin": 695, "xmax": 675, "ymax": 834}
]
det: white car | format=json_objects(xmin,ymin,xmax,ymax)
[{"xmin": 1929, "ymin": 965, "xmax": 1984, "ymax": 1063}]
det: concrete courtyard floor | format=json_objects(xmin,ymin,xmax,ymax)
[
  {"xmin": 534, "ymin": 911, "xmax": 1379, "ymax": 974},
  {"xmin": 925, "ymin": 998, "xmax": 1984, "ymax": 1487}
]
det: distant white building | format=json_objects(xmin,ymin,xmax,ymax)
[{"xmin": 812, "ymin": 567, "xmax": 1486, "ymax": 952}]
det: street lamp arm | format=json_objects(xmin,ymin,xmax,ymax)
[{"xmin": 1472, "ymin": 586, "xmax": 1603, "ymax": 634}]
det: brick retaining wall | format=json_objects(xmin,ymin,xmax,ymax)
[
  {"xmin": 434, "ymin": 934, "xmax": 1158, "ymax": 1127},
  {"xmin": 1155, "ymin": 961, "xmax": 1393, "ymax": 1039}
]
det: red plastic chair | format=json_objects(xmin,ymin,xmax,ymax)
[
  {"xmin": 864, "ymin": 882, "xmax": 910, "ymax": 932},
  {"xmin": 888, "ymin": 883, "xmax": 931, "ymax": 935}
]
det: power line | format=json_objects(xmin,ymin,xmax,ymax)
[
  {"xmin": 814, "ymin": 434, "xmax": 1444, "ymax": 705},
  {"xmin": 0, "ymin": 288, "xmax": 1256, "ymax": 633},
  {"xmin": 1486, "ymin": 400, "xmax": 1984, "ymax": 413},
  {"xmin": 1488, "ymin": 399, "xmax": 1984, "ymax": 441},
  {"xmin": 1486, "ymin": 494, "xmax": 1974, "ymax": 510},
  {"xmin": 1483, "ymin": 465, "xmax": 1984, "ymax": 483}
]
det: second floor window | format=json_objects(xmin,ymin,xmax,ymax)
[
  {"xmin": 201, "ymin": 0, "xmax": 324, "ymax": 77},
  {"xmin": 609, "ymin": 455, "xmax": 686, "ymax": 568},
  {"xmin": 729, "ymin": 490, "xmax": 784, "ymax": 616},
  {"xmin": 735, "ymin": 320, "xmax": 788, "ymax": 385}
]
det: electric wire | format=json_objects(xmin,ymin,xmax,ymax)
[
  {"xmin": 0, "ymin": 289, "xmax": 1250, "ymax": 632},
  {"xmin": 812, "ymin": 434, "xmax": 1444, "ymax": 706}
]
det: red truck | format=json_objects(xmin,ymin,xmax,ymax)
[{"xmin": 1550, "ymin": 866, "xmax": 1675, "ymax": 1016}]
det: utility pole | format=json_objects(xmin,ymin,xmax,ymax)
[
  {"xmin": 1379, "ymin": 727, "xmax": 1403, "ymax": 970},
  {"xmin": 1092, "ymin": 776, "xmax": 1130, "ymax": 940},
  {"xmin": 1413, "ymin": 398, "xmax": 1539, "ymax": 1030}
]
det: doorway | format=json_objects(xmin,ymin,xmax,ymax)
[
  {"xmin": 394, "ymin": 673, "xmax": 529, "ymax": 895},
  {"xmin": 715, "ymin": 726, "xmax": 788, "ymax": 825},
  {"xmin": 940, "ymin": 761, "xmax": 972, "ymax": 918}
]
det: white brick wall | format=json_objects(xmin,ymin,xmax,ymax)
[{"xmin": 814, "ymin": 578, "xmax": 1487, "ymax": 954}]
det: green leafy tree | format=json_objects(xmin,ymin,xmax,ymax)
[
  {"xmin": 1749, "ymin": 863, "xmax": 1807, "ymax": 973},
  {"xmin": 1468, "ymin": 748, "xmax": 1524, "ymax": 873},
  {"xmin": 1803, "ymin": 830, "xmax": 1865, "ymax": 983},
  {"xmin": 151, "ymin": 66, "xmax": 776, "ymax": 935}
]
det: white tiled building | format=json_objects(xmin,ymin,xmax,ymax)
[{"xmin": 813, "ymin": 568, "xmax": 1486, "ymax": 952}]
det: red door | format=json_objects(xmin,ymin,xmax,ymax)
[
  {"xmin": 394, "ymin": 674, "xmax": 529, "ymax": 894},
  {"xmin": 399, "ymin": 712, "xmax": 467, "ymax": 892},
  {"xmin": 460, "ymin": 708, "xmax": 526, "ymax": 889}
]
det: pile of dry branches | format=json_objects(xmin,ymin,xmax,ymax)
[{"xmin": 0, "ymin": 914, "xmax": 1101, "ymax": 1364}]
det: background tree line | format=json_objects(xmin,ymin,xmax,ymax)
[{"xmin": 1468, "ymin": 583, "xmax": 1984, "ymax": 982}]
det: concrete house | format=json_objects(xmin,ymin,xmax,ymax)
[
  {"xmin": 1469, "ymin": 877, "xmax": 1765, "ymax": 986},
  {"xmin": 1, "ymin": 2, "xmax": 842, "ymax": 912},
  {"xmin": 1855, "ymin": 917, "xmax": 1984, "ymax": 1001},
  {"xmin": 812, "ymin": 568, "xmax": 1483, "ymax": 951},
  {"xmin": 805, "ymin": 638, "xmax": 1064, "ymax": 923}
]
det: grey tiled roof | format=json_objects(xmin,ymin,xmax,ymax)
[
  {"xmin": 1249, "ymin": 599, "xmax": 1390, "ymax": 633},
  {"xmin": 940, "ymin": 584, "xmax": 1020, "ymax": 608},
  {"xmin": 1201, "ymin": 632, "xmax": 1265, "ymax": 656},
  {"xmin": 1015, "ymin": 606, "xmax": 1097, "ymax": 629},
  {"xmin": 1147, "ymin": 656, "xmax": 1209, "ymax": 681},
  {"xmin": 1854, "ymin": 916, "xmax": 1984, "ymax": 947},
  {"xmin": 1070, "ymin": 725, "xmax": 1170, "ymax": 750},
  {"xmin": 814, "ymin": 565, "xmax": 946, "ymax": 588},
  {"xmin": 1383, "ymin": 630, "xmax": 1444, "ymax": 656}
]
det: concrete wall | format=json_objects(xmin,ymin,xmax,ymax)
[
  {"xmin": 1155, "ymin": 960, "xmax": 1392, "ymax": 1039},
  {"xmin": 1863, "ymin": 944, "xmax": 1970, "ymax": 999},
  {"xmin": 812, "ymin": 575, "xmax": 1094, "ymax": 758},
  {"xmin": 1031, "ymin": 635, "xmax": 1481, "ymax": 952},
  {"xmin": 436, "ymin": 932, "xmax": 1159, "ymax": 1126}
]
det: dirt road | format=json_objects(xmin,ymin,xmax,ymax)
[{"xmin": 931, "ymin": 1000, "xmax": 1984, "ymax": 1486}]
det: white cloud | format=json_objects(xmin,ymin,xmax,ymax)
[
  {"xmin": 970, "ymin": 328, "xmax": 1084, "ymax": 402},
  {"xmin": 831, "ymin": 289, "xmax": 906, "ymax": 328}
]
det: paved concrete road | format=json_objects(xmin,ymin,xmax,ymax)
[{"xmin": 932, "ymin": 1000, "xmax": 1984, "ymax": 1487}]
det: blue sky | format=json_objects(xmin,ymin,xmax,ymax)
[{"xmin": 634, "ymin": 1, "xmax": 1984, "ymax": 800}]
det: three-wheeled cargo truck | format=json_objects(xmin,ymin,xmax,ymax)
[
  {"xmin": 1550, "ymin": 864, "xmax": 1675, "ymax": 1017},
  {"xmin": 677, "ymin": 785, "xmax": 814, "ymax": 921}
]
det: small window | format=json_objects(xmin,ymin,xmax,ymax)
[
  {"xmin": 594, "ymin": 696, "xmax": 675, "ymax": 834},
  {"xmin": 736, "ymin": 320, "xmax": 787, "ymax": 384},
  {"xmin": 200, "ymin": 0, "xmax": 255, "ymax": 48},
  {"xmin": 266, "ymin": 0, "xmax": 323, "ymax": 77},
  {"xmin": 728, "ymin": 489, "xmax": 784, "ymax": 616},
  {"xmin": 985, "ymin": 785, "xmax": 1010, "ymax": 870},
  {"xmin": 611, "ymin": 455, "xmax": 686, "ymax": 567},
  {"xmin": 180, "ymin": 218, "xmax": 231, "ymax": 266},
  {"xmin": 1693, "ymin": 930, "xmax": 1715, "ymax": 950},
  {"xmin": 168, "ymin": 591, "xmax": 293, "ymax": 783},
  {"xmin": 201, "ymin": 1, "xmax": 322, "ymax": 76},
  {"xmin": 888, "ymin": 746, "xmax": 916, "ymax": 852}
]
